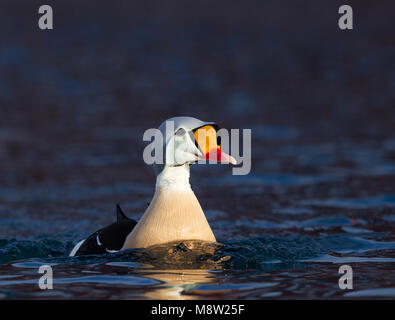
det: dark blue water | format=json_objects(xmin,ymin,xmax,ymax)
[{"xmin": 0, "ymin": 1, "xmax": 395, "ymax": 299}]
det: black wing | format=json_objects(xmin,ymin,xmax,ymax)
[{"xmin": 72, "ymin": 204, "xmax": 137, "ymax": 256}]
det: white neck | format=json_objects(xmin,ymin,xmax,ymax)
[{"xmin": 155, "ymin": 165, "xmax": 191, "ymax": 190}]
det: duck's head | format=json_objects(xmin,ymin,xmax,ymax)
[{"xmin": 151, "ymin": 116, "xmax": 237, "ymax": 184}]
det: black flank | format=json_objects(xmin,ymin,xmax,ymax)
[{"xmin": 74, "ymin": 204, "xmax": 137, "ymax": 256}]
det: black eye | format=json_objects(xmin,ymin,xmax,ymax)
[{"xmin": 175, "ymin": 128, "xmax": 186, "ymax": 136}]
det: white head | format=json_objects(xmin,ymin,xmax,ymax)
[{"xmin": 153, "ymin": 116, "xmax": 237, "ymax": 189}]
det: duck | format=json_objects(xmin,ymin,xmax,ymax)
[{"xmin": 69, "ymin": 116, "xmax": 236, "ymax": 256}]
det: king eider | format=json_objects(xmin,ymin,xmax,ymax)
[{"xmin": 69, "ymin": 116, "xmax": 237, "ymax": 256}]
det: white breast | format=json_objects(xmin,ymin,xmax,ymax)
[{"xmin": 122, "ymin": 165, "xmax": 216, "ymax": 249}]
